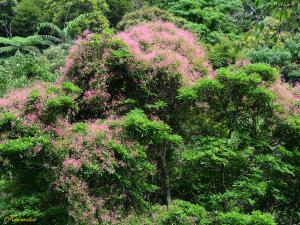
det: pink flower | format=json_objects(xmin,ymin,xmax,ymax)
[
  {"xmin": 115, "ymin": 20, "xmax": 214, "ymax": 85},
  {"xmin": 63, "ymin": 158, "xmax": 81, "ymax": 171},
  {"xmin": 26, "ymin": 113, "xmax": 38, "ymax": 122}
]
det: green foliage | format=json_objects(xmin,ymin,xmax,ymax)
[
  {"xmin": 287, "ymin": 69, "xmax": 300, "ymax": 82},
  {"xmin": 0, "ymin": 119, "xmax": 65, "ymax": 224},
  {"xmin": 248, "ymin": 47, "xmax": 292, "ymax": 67},
  {"xmin": 177, "ymin": 66, "xmax": 275, "ymax": 138},
  {"xmin": 46, "ymin": 95, "xmax": 77, "ymax": 122},
  {"xmin": 285, "ymin": 33, "xmax": 300, "ymax": 62},
  {"xmin": 208, "ymin": 38, "xmax": 240, "ymax": 69},
  {"xmin": 121, "ymin": 200, "xmax": 209, "ymax": 225},
  {"xmin": 0, "ymin": 2, "xmax": 300, "ymax": 224},
  {"xmin": 117, "ymin": 6, "xmax": 188, "ymax": 31},
  {"xmin": 71, "ymin": 122, "xmax": 87, "ymax": 134},
  {"xmin": 125, "ymin": 109, "xmax": 182, "ymax": 145},
  {"xmin": 11, "ymin": 0, "xmax": 44, "ymax": 36},
  {"xmin": 241, "ymin": 63, "xmax": 279, "ymax": 83},
  {"xmin": 0, "ymin": 112, "xmax": 16, "ymax": 132},
  {"xmin": 43, "ymin": 0, "xmax": 109, "ymax": 29},
  {"xmin": 42, "ymin": 44, "xmax": 69, "ymax": 72},
  {"xmin": 0, "ymin": 0, "xmax": 16, "ymax": 37},
  {"xmin": 38, "ymin": 13, "xmax": 108, "ymax": 44},
  {"xmin": 158, "ymin": 200, "xmax": 208, "ymax": 225},
  {"xmin": 0, "ymin": 53, "xmax": 57, "ymax": 97},
  {"xmin": 106, "ymin": 0, "xmax": 133, "ymax": 26},
  {"xmin": 61, "ymin": 82, "xmax": 82, "ymax": 94},
  {"xmin": 155, "ymin": 0, "xmax": 242, "ymax": 44},
  {"xmin": 0, "ymin": 136, "xmax": 49, "ymax": 155},
  {"xmin": 215, "ymin": 211, "xmax": 276, "ymax": 225},
  {"xmin": 0, "ymin": 35, "xmax": 52, "ymax": 55}
]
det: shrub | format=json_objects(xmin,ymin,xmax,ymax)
[
  {"xmin": 288, "ymin": 69, "xmax": 300, "ymax": 82},
  {"xmin": 0, "ymin": 53, "xmax": 57, "ymax": 97},
  {"xmin": 11, "ymin": 0, "xmax": 42, "ymax": 36},
  {"xmin": 158, "ymin": 200, "xmax": 208, "ymax": 225},
  {"xmin": 43, "ymin": 0, "xmax": 109, "ymax": 31},
  {"xmin": 42, "ymin": 44, "xmax": 69, "ymax": 73},
  {"xmin": 248, "ymin": 47, "xmax": 292, "ymax": 67},
  {"xmin": 215, "ymin": 211, "xmax": 276, "ymax": 225},
  {"xmin": 120, "ymin": 200, "xmax": 209, "ymax": 225},
  {"xmin": 285, "ymin": 33, "xmax": 300, "ymax": 62},
  {"xmin": 208, "ymin": 38, "xmax": 239, "ymax": 69},
  {"xmin": 241, "ymin": 63, "xmax": 279, "ymax": 83}
]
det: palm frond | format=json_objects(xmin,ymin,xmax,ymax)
[
  {"xmin": 40, "ymin": 35, "xmax": 62, "ymax": 44},
  {"xmin": 24, "ymin": 35, "xmax": 53, "ymax": 47},
  {"xmin": 0, "ymin": 46, "xmax": 17, "ymax": 54},
  {"xmin": 65, "ymin": 13, "xmax": 95, "ymax": 34},
  {"xmin": 38, "ymin": 22, "xmax": 65, "ymax": 39},
  {"xmin": 22, "ymin": 46, "xmax": 40, "ymax": 54},
  {"xmin": 0, "ymin": 37, "xmax": 17, "ymax": 47}
]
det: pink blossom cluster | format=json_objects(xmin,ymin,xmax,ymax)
[
  {"xmin": 116, "ymin": 20, "xmax": 215, "ymax": 85},
  {"xmin": 56, "ymin": 175, "xmax": 98, "ymax": 225},
  {"xmin": 294, "ymin": 83, "xmax": 300, "ymax": 99},
  {"xmin": 0, "ymin": 83, "xmax": 46, "ymax": 117},
  {"xmin": 63, "ymin": 158, "xmax": 82, "ymax": 171},
  {"xmin": 52, "ymin": 117, "xmax": 137, "ymax": 222},
  {"xmin": 270, "ymin": 81, "xmax": 300, "ymax": 113},
  {"xmin": 60, "ymin": 31, "xmax": 93, "ymax": 76}
]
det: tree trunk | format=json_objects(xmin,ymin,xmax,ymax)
[{"xmin": 160, "ymin": 147, "xmax": 171, "ymax": 208}]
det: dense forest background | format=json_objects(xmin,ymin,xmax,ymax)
[{"xmin": 0, "ymin": 0, "xmax": 299, "ymax": 224}]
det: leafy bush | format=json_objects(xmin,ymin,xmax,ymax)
[
  {"xmin": 0, "ymin": 53, "xmax": 57, "ymax": 97},
  {"xmin": 285, "ymin": 33, "xmax": 300, "ymax": 62},
  {"xmin": 42, "ymin": 44, "xmax": 69, "ymax": 72},
  {"xmin": 0, "ymin": 84, "xmax": 158, "ymax": 224},
  {"xmin": 241, "ymin": 63, "xmax": 279, "ymax": 83},
  {"xmin": 248, "ymin": 47, "xmax": 292, "ymax": 67},
  {"xmin": 120, "ymin": 200, "xmax": 209, "ymax": 225},
  {"xmin": 38, "ymin": 14, "xmax": 109, "ymax": 44},
  {"xmin": 208, "ymin": 38, "xmax": 240, "ymax": 69},
  {"xmin": 158, "ymin": 200, "xmax": 208, "ymax": 225},
  {"xmin": 215, "ymin": 211, "xmax": 276, "ymax": 225}
]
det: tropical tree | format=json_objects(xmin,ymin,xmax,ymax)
[{"xmin": 37, "ymin": 13, "xmax": 104, "ymax": 44}]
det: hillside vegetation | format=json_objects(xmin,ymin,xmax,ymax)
[{"xmin": 0, "ymin": 0, "xmax": 299, "ymax": 224}]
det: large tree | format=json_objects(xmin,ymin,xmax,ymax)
[{"xmin": 0, "ymin": 0, "xmax": 16, "ymax": 37}]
